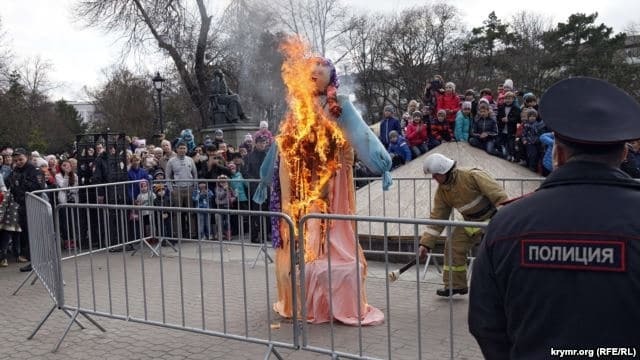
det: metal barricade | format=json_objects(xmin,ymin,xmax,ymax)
[
  {"xmin": 23, "ymin": 189, "xmax": 300, "ymax": 356},
  {"xmin": 18, "ymin": 176, "xmax": 523, "ymax": 358},
  {"xmin": 297, "ymin": 213, "xmax": 488, "ymax": 360}
]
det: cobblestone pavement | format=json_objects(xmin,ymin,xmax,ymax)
[{"xmin": 0, "ymin": 241, "xmax": 483, "ymax": 359}]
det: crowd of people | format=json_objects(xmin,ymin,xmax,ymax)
[
  {"xmin": 379, "ymin": 77, "xmax": 553, "ymax": 175},
  {"xmin": 0, "ymin": 121, "xmax": 275, "ymax": 270}
]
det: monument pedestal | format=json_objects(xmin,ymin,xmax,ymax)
[{"xmin": 201, "ymin": 124, "xmax": 259, "ymax": 148}]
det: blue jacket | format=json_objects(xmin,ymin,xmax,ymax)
[
  {"xmin": 379, "ymin": 116, "xmax": 401, "ymax": 148},
  {"xmin": 388, "ymin": 135, "xmax": 412, "ymax": 162},
  {"xmin": 522, "ymin": 120, "xmax": 546, "ymax": 144},
  {"xmin": 127, "ymin": 167, "xmax": 150, "ymax": 203},
  {"xmin": 454, "ymin": 110, "xmax": 472, "ymax": 141},
  {"xmin": 229, "ymin": 172, "xmax": 248, "ymax": 202},
  {"xmin": 540, "ymin": 132, "xmax": 554, "ymax": 172},
  {"xmin": 192, "ymin": 188, "xmax": 213, "ymax": 209}
]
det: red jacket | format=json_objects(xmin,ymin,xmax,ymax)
[
  {"xmin": 405, "ymin": 122, "xmax": 429, "ymax": 146},
  {"xmin": 431, "ymin": 119, "xmax": 454, "ymax": 142},
  {"xmin": 436, "ymin": 93, "xmax": 460, "ymax": 124}
]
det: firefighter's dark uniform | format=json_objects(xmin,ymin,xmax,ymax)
[
  {"xmin": 420, "ymin": 167, "xmax": 507, "ymax": 290},
  {"xmin": 469, "ymin": 77, "xmax": 640, "ymax": 359}
]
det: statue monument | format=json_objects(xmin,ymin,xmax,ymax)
[{"xmin": 209, "ymin": 69, "xmax": 248, "ymax": 125}]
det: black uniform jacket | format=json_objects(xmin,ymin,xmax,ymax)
[{"xmin": 469, "ymin": 160, "xmax": 640, "ymax": 360}]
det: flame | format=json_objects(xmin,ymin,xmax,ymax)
[{"xmin": 276, "ymin": 37, "xmax": 346, "ymax": 263}]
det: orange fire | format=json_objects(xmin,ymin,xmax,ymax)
[{"xmin": 276, "ymin": 37, "xmax": 346, "ymax": 263}]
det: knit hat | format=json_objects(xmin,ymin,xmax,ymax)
[
  {"xmin": 153, "ymin": 168, "xmax": 165, "ymax": 178},
  {"xmin": 244, "ymin": 134, "xmax": 253, "ymax": 142},
  {"xmin": 215, "ymin": 129, "xmax": 223, "ymax": 136},
  {"xmin": 259, "ymin": 121, "xmax": 268, "ymax": 129},
  {"xmin": 383, "ymin": 105, "xmax": 395, "ymax": 113},
  {"xmin": 31, "ymin": 151, "xmax": 41, "ymax": 158},
  {"xmin": 13, "ymin": 148, "xmax": 27, "ymax": 156},
  {"xmin": 462, "ymin": 101, "xmax": 472, "ymax": 110},
  {"xmin": 503, "ymin": 79, "xmax": 514, "ymax": 90}
]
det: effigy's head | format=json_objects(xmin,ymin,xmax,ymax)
[{"xmin": 310, "ymin": 57, "xmax": 339, "ymax": 94}]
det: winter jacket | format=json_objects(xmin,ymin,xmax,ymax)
[
  {"xmin": 470, "ymin": 115, "xmax": 498, "ymax": 139},
  {"xmin": 127, "ymin": 166, "xmax": 150, "ymax": 203},
  {"xmin": 496, "ymin": 104, "xmax": 522, "ymax": 136},
  {"xmin": 388, "ymin": 135, "xmax": 412, "ymax": 163},
  {"xmin": 540, "ymin": 132, "xmax": 555, "ymax": 173},
  {"xmin": 454, "ymin": 110, "xmax": 472, "ymax": 142},
  {"xmin": 405, "ymin": 121, "xmax": 429, "ymax": 147},
  {"xmin": 229, "ymin": 172, "xmax": 249, "ymax": 202},
  {"xmin": 436, "ymin": 93, "xmax": 460, "ymax": 124},
  {"xmin": 522, "ymin": 120, "xmax": 546, "ymax": 144},
  {"xmin": 431, "ymin": 118, "xmax": 454, "ymax": 142},
  {"xmin": 378, "ymin": 117, "xmax": 402, "ymax": 148},
  {"xmin": 192, "ymin": 188, "xmax": 214, "ymax": 209},
  {"xmin": 420, "ymin": 167, "xmax": 508, "ymax": 249}
]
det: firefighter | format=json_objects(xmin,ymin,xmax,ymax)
[
  {"xmin": 469, "ymin": 77, "xmax": 640, "ymax": 359},
  {"xmin": 419, "ymin": 153, "xmax": 508, "ymax": 296}
]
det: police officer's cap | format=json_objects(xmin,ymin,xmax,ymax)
[{"xmin": 540, "ymin": 77, "xmax": 640, "ymax": 144}]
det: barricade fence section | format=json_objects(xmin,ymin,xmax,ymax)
[
  {"xmin": 22, "ymin": 177, "xmax": 518, "ymax": 357},
  {"xmin": 294, "ymin": 213, "xmax": 488, "ymax": 360},
  {"xmin": 25, "ymin": 194, "xmax": 64, "ymax": 307}
]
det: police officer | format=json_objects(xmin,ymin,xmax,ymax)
[
  {"xmin": 469, "ymin": 77, "xmax": 640, "ymax": 359},
  {"xmin": 419, "ymin": 153, "xmax": 508, "ymax": 296}
]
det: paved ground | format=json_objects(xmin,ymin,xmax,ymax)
[{"xmin": 0, "ymin": 240, "xmax": 483, "ymax": 359}]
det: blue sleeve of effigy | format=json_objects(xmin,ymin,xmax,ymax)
[
  {"xmin": 252, "ymin": 143, "xmax": 278, "ymax": 204},
  {"xmin": 337, "ymin": 95, "xmax": 393, "ymax": 190}
]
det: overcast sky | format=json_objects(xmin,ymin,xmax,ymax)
[{"xmin": 2, "ymin": 0, "xmax": 638, "ymax": 101}]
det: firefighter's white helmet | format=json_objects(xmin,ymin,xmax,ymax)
[{"xmin": 423, "ymin": 153, "xmax": 455, "ymax": 175}]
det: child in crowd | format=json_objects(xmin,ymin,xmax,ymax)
[
  {"xmin": 193, "ymin": 181, "xmax": 214, "ymax": 240},
  {"xmin": 405, "ymin": 111, "xmax": 429, "ymax": 157},
  {"xmin": 521, "ymin": 109, "xmax": 546, "ymax": 172},
  {"xmin": 463, "ymin": 89, "xmax": 478, "ymax": 118},
  {"xmin": 152, "ymin": 169, "xmax": 171, "ymax": 240},
  {"xmin": 135, "ymin": 180, "xmax": 157, "ymax": 242},
  {"xmin": 454, "ymin": 101, "xmax": 473, "ymax": 142},
  {"xmin": 431, "ymin": 109, "xmax": 454, "ymax": 147},
  {"xmin": 469, "ymin": 102, "xmax": 498, "ymax": 155},
  {"xmin": 436, "ymin": 82, "xmax": 460, "ymax": 127},
  {"xmin": 496, "ymin": 92, "xmax": 522, "ymax": 161},
  {"xmin": 253, "ymin": 121, "xmax": 274, "ymax": 146},
  {"xmin": 228, "ymin": 163, "xmax": 249, "ymax": 235},
  {"xmin": 387, "ymin": 130, "xmax": 412, "ymax": 168},
  {"xmin": 214, "ymin": 175, "xmax": 236, "ymax": 241}
]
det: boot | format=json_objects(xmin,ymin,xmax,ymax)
[{"xmin": 436, "ymin": 287, "xmax": 468, "ymax": 297}]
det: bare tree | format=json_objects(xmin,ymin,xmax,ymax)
[
  {"xmin": 19, "ymin": 56, "xmax": 58, "ymax": 97},
  {"xmin": 74, "ymin": 0, "xmax": 213, "ymax": 127},
  {"xmin": 272, "ymin": 0, "xmax": 355, "ymax": 57}
]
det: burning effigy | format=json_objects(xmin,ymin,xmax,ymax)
[{"xmin": 253, "ymin": 37, "xmax": 392, "ymax": 325}]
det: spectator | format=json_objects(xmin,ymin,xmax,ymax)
[
  {"xmin": 405, "ymin": 111, "xmax": 429, "ymax": 157},
  {"xmin": 192, "ymin": 181, "xmax": 214, "ymax": 240},
  {"xmin": 253, "ymin": 121, "xmax": 274, "ymax": 146},
  {"xmin": 454, "ymin": 101, "xmax": 473, "ymax": 142},
  {"xmin": 469, "ymin": 102, "xmax": 498, "ymax": 155},
  {"xmin": 214, "ymin": 174, "xmax": 236, "ymax": 241},
  {"xmin": 1, "ymin": 148, "xmax": 13, "ymax": 182},
  {"xmin": 55, "ymin": 160, "xmax": 79, "ymax": 250},
  {"xmin": 400, "ymin": 112, "xmax": 411, "ymax": 135},
  {"xmin": 407, "ymin": 99, "xmax": 420, "ymax": 115},
  {"xmin": 159, "ymin": 139, "xmax": 175, "ymax": 172},
  {"xmin": 621, "ymin": 139, "xmax": 640, "ymax": 178},
  {"xmin": 522, "ymin": 93, "xmax": 539, "ymax": 113},
  {"xmin": 431, "ymin": 109, "xmax": 454, "ymax": 146},
  {"xmin": 497, "ymin": 78, "xmax": 514, "ymax": 106},
  {"xmin": 378, "ymin": 105, "xmax": 401, "ymax": 148},
  {"xmin": 496, "ymin": 91, "xmax": 522, "ymax": 160},
  {"xmin": 46, "ymin": 155, "xmax": 60, "ymax": 176},
  {"xmin": 387, "ymin": 130, "xmax": 412, "ymax": 168},
  {"xmin": 165, "ymin": 141, "xmax": 198, "ymax": 238},
  {"xmin": 243, "ymin": 134, "xmax": 270, "ymax": 243},
  {"xmin": 479, "ymin": 88, "xmax": 499, "ymax": 115},
  {"xmin": 436, "ymin": 82, "xmax": 460, "ymax": 127},
  {"xmin": 463, "ymin": 89, "xmax": 478, "ymax": 118},
  {"xmin": 540, "ymin": 132, "xmax": 555, "ymax": 176},
  {"xmin": 241, "ymin": 134, "xmax": 255, "ymax": 153},
  {"xmin": 521, "ymin": 108, "xmax": 546, "ymax": 172},
  {"xmin": 7, "ymin": 148, "xmax": 45, "ymax": 272},
  {"xmin": 213, "ymin": 129, "xmax": 226, "ymax": 148},
  {"xmin": 152, "ymin": 169, "xmax": 172, "ymax": 241},
  {"xmin": 126, "ymin": 154, "xmax": 151, "ymax": 204},
  {"xmin": 228, "ymin": 162, "xmax": 249, "ymax": 236},
  {"xmin": 134, "ymin": 179, "xmax": 156, "ymax": 242},
  {"xmin": 0, "ymin": 173, "xmax": 15, "ymax": 267},
  {"xmin": 422, "ymin": 75, "xmax": 444, "ymax": 109},
  {"xmin": 200, "ymin": 147, "xmax": 232, "ymax": 192}
]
